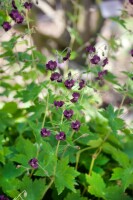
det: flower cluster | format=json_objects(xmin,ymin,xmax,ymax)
[{"xmin": 2, "ymin": 1, "xmax": 32, "ymax": 32}]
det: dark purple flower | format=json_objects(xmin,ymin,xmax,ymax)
[
  {"xmin": 12, "ymin": 0, "xmax": 17, "ymax": 9},
  {"xmin": 56, "ymin": 132, "xmax": 66, "ymax": 140},
  {"xmin": 24, "ymin": 2, "xmax": 32, "ymax": 10},
  {"xmin": 96, "ymin": 70, "xmax": 108, "ymax": 80},
  {"xmin": 86, "ymin": 45, "xmax": 96, "ymax": 54},
  {"xmin": 50, "ymin": 72, "xmax": 62, "ymax": 82},
  {"xmin": 63, "ymin": 109, "xmax": 74, "ymax": 119},
  {"xmin": 78, "ymin": 79, "xmax": 85, "ymax": 90},
  {"xmin": 129, "ymin": 0, "xmax": 133, "ymax": 5},
  {"xmin": 71, "ymin": 120, "xmax": 81, "ymax": 131},
  {"xmin": 28, "ymin": 158, "xmax": 38, "ymax": 169},
  {"xmin": 102, "ymin": 58, "xmax": 108, "ymax": 67},
  {"xmin": 0, "ymin": 195, "xmax": 9, "ymax": 200},
  {"xmin": 9, "ymin": 10, "xmax": 24, "ymax": 24},
  {"xmin": 54, "ymin": 100, "xmax": 64, "ymax": 108},
  {"xmin": 2, "ymin": 22, "xmax": 11, "ymax": 32},
  {"xmin": 70, "ymin": 92, "xmax": 80, "ymax": 103},
  {"xmin": 46, "ymin": 60, "xmax": 57, "ymax": 71},
  {"xmin": 130, "ymin": 49, "xmax": 133, "ymax": 57},
  {"xmin": 90, "ymin": 55, "xmax": 100, "ymax": 65},
  {"xmin": 41, "ymin": 128, "xmax": 51, "ymax": 137},
  {"xmin": 64, "ymin": 79, "xmax": 75, "ymax": 89},
  {"xmin": 63, "ymin": 51, "xmax": 71, "ymax": 61}
]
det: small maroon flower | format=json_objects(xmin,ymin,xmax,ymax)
[
  {"xmin": 24, "ymin": 2, "xmax": 32, "ymax": 10},
  {"xmin": 54, "ymin": 100, "xmax": 64, "ymax": 108},
  {"xmin": 12, "ymin": 0, "xmax": 17, "ymax": 9},
  {"xmin": 64, "ymin": 79, "xmax": 75, "ymax": 89},
  {"xmin": 130, "ymin": 49, "xmax": 133, "ymax": 57},
  {"xmin": 63, "ymin": 51, "xmax": 71, "ymax": 61},
  {"xmin": 56, "ymin": 132, "xmax": 66, "ymax": 140},
  {"xmin": 71, "ymin": 120, "xmax": 81, "ymax": 131},
  {"xmin": 50, "ymin": 72, "xmax": 62, "ymax": 82},
  {"xmin": 102, "ymin": 58, "xmax": 108, "ymax": 67},
  {"xmin": 63, "ymin": 109, "xmax": 74, "ymax": 119},
  {"xmin": 41, "ymin": 128, "xmax": 51, "ymax": 137},
  {"xmin": 46, "ymin": 60, "xmax": 57, "ymax": 71},
  {"xmin": 78, "ymin": 79, "xmax": 85, "ymax": 90},
  {"xmin": 86, "ymin": 45, "xmax": 96, "ymax": 54},
  {"xmin": 2, "ymin": 22, "xmax": 11, "ymax": 31},
  {"xmin": 9, "ymin": 9, "xmax": 24, "ymax": 24},
  {"xmin": 96, "ymin": 70, "xmax": 108, "ymax": 80},
  {"xmin": 0, "ymin": 195, "xmax": 9, "ymax": 200},
  {"xmin": 129, "ymin": 0, "xmax": 133, "ymax": 5},
  {"xmin": 28, "ymin": 158, "xmax": 38, "ymax": 169},
  {"xmin": 70, "ymin": 92, "xmax": 80, "ymax": 103},
  {"xmin": 90, "ymin": 55, "xmax": 100, "ymax": 65}
]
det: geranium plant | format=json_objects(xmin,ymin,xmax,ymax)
[{"xmin": 0, "ymin": 0, "xmax": 133, "ymax": 200}]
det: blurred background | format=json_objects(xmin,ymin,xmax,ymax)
[{"xmin": 0, "ymin": 0, "xmax": 133, "ymax": 123}]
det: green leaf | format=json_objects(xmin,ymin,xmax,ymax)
[
  {"xmin": 111, "ymin": 17, "xmax": 127, "ymax": 29},
  {"xmin": 64, "ymin": 190, "xmax": 88, "ymax": 200},
  {"xmin": 55, "ymin": 157, "xmax": 79, "ymax": 194},
  {"xmin": 2, "ymin": 102, "xmax": 17, "ymax": 114},
  {"xmin": 11, "ymin": 136, "xmax": 37, "ymax": 167},
  {"xmin": 111, "ymin": 167, "xmax": 133, "ymax": 191},
  {"xmin": 18, "ymin": 176, "xmax": 46, "ymax": 200},
  {"xmin": 102, "ymin": 143, "xmax": 130, "ymax": 168},
  {"xmin": 15, "ymin": 82, "xmax": 44, "ymax": 102},
  {"xmin": 86, "ymin": 172, "xmax": 106, "ymax": 199},
  {"xmin": 101, "ymin": 104, "xmax": 124, "ymax": 134},
  {"xmin": 105, "ymin": 185, "xmax": 132, "ymax": 200},
  {"xmin": 0, "ymin": 162, "xmax": 25, "ymax": 198},
  {"xmin": 0, "ymin": 111, "xmax": 13, "ymax": 133},
  {"xmin": 87, "ymin": 138, "xmax": 103, "ymax": 148}
]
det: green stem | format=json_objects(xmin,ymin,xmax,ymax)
[
  {"xmin": 55, "ymin": 140, "xmax": 60, "ymax": 158},
  {"xmin": 42, "ymin": 178, "xmax": 54, "ymax": 197},
  {"xmin": 75, "ymin": 146, "xmax": 95, "ymax": 170},
  {"xmin": 42, "ymin": 93, "xmax": 49, "ymax": 128},
  {"xmin": 25, "ymin": 10, "xmax": 35, "ymax": 69}
]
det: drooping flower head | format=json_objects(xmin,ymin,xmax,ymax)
[
  {"xmin": 102, "ymin": 58, "xmax": 108, "ymax": 67},
  {"xmin": 46, "ymin": 60, "xmax": 57, "ymax": 71},
  {"xmin": 90, "ymin": 55, "xmax": 100, "ymax": 65},
  {"xmin": 63, "ymin": 109, "xmax": 74, "ymax": 119},
  {"xmin": 56, "ymin": 132, "xmax": 66, "ymax": 140},
  {"xmin": 24, "ymin": 2, "xmax": 32, "ymax": 10},
  {"xmin": 54, "ymin": 100, "xmax": 64, "ymax": 108},
  {"xmin": 70, "ymin": 92, "xmax": 80, "ymax": 103},
  {"xmin": 71, "ymin": 120, "xmax": 81, "ymax": 131},
  {"xmin": 86, "ymin": 45, "xmax": 96, "ymax": 54},
  {"xmin": 78, "ymin": 79, "xmax": 85, "ymax": 90},
  {"xmin": 2, "ymin": 22, "xmax": 11, "ymax": 31},
  {"xmin": 96, "ymin": 70, "xmax": 108, "ymax": 80},
  {"xmin": 64, "ymin": 79, "xmax": 75, "ymax": 89},
  {"xmin": 63, "ymin": 51, "xmax": 71, "ymax": 61},
  {"xmin": 9, "ymin": 9, "xmax": 24, "ymax": 24},
  {"xmin": 50, "ymin": 72, "xmax": 62, "ymax": 82},
  {"xmin": 41, "ymin": 128, "xmax": 51, "ymax": 137},
  {"xmin": 12, "ymin": 0, "xmax": 17, "ymax": 9},
  {"xmin": 28, "ymin": 158, "xmax": 38, "ymax": 169}
]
